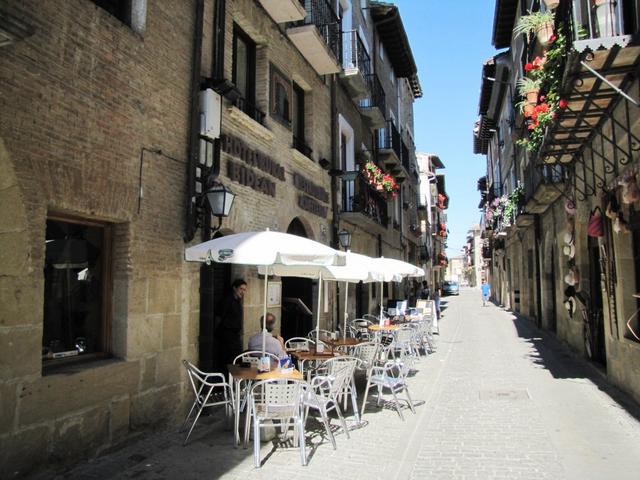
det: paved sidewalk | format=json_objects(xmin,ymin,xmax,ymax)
[{"xmin": 34, "ymin": 289, "xmax": 640, "ymax": 479}]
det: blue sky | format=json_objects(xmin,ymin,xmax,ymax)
[{"xmin": 392, "ymin": 0, "xmax": 498, "ymax": 256}]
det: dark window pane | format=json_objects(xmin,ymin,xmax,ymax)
[{"xmin": 43, "ymin": 219, "xmax": 106, "ymax": 361}]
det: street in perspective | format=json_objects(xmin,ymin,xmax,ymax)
[
  {"xmin": 2, "ymin": 0, "xmax": 640, "ymax": 479},
  {"xmin": 31, "ymin": 289, "xmax": 640, "ymax": 480}
]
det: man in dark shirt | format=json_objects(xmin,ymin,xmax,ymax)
[{"xmin": 215, "ymin": 279, "xmax": 247, "ymax": 371}]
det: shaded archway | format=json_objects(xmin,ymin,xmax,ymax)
[{"xmin": 281, "ymin": 218, "xmax": 313, "ymax": 339}]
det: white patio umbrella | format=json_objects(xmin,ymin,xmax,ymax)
[
  {"xmin": 185, "ymin": 230, "xmax": 346, "ymax": 356},
  {"xmin": 370, "ymin": 257, "xmax": 425, "ymax": 320},
  {"xmin": 259, "ymin": 251, "xmax": 384, "ymax": 340}
]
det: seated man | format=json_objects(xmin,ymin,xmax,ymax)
[{"xmin": 247, "ymin": 312, "xmax": 286, "ymax": 357}]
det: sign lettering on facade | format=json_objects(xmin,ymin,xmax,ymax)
[
  {"xmin": 221, "ymin": 134, "xmax": 285, "ymax": 181},
  {"xmin": 297, "ymin": 194, "xmax": 328, "ymax": 218},
  {"xmin": 227, "ymin": 160, "xmax": 276, "ymax": 197},
  {"xmin": 292, "ymin": 173, "xmax": 329, "ymax": 203}
]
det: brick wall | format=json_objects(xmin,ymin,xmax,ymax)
[{"xmin": 0, "ymin": 0, "xmax": 198, "ymax": 475}]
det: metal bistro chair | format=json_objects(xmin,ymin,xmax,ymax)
[
  {"xmin": 244, "ymin": 378, "xmax": 309, "ymax": 467},
  {"xmin": 285, "ymin": 337, "xmax": 315, "ymax": 351},
  {"xmin": 361, "ymin": 353, "xmax": 416, "ymax": 421},
  {"xmin": 232, "ymin": 351, "xmax": 280, "ymax": 412},
  {"xmin": 181, "ymin": 360, "xmax": 234, "ymax": 445},
  {"xmin": 349, "ymin": 318, "xmax": 374, "ymax": 341},
  {"xmin": 307, "ymin": 329, "xmax": 333, "ymax": 342},
  {"xmin": 303, "ymin": 359, "xmax": 360, "ymax": 448}
]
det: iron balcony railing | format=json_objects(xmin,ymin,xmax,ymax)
[
  {"xmin": 341, "ymin": 170, "xmax": 389, "ymax": 228},
  {"xmin": 359, "ymin": 74, "xmax": 386, "ymax": 114},
  {"xmin": 401, "ymin": 139, "xmax": 410, "ymax": 171},
  {"xmin": 569, "ymin": 0, "xmax": 635, "ymax": 41},
  {"xmin": 234, "ymin": 97, "xmax": 266, "ymax": 125},
  {"xmin": 376, "ymin": 120, "xmax": 401, "ymax": 160},
  {"xmin": 295, "ymin": 0, "xmax": 342, "ymax": 63},
  {"xmin": 523, "ymin": 162, "xmax": 568, "ymax": 203},
  {"xmin": 342, "ymin": 29, "xmax": 371, "ymax": 78},
  {"xmin": 292, "ymin": 135, "xmax": 313, "ymax": 158}
]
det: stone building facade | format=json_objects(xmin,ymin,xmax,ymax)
[
  {"xmin": 0, "ymin": 0, "xmax": 424, "ymax": 475},
  {"xmin": 475, "ymin": 0, "xmax": 640, "ymax": 404}
]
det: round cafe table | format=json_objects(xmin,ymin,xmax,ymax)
[{"xmin": 367, "ymin": 324, "xmax": 400, "ymax": 332}]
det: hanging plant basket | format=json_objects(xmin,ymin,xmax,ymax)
[{"xmin": 536, "ymin": 21, "xmax": 555, "ymax": 46}]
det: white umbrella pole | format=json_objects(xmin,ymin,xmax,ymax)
[
  {"xmin": 343, "ymin": 282, "xmax": 349, "ymax": 340},
  {"xmin": 379, "ymin": 280, "xmax": 384, "ymax": 323},
  {"xmin": 316, "ymin": 272, "xmax": 323, "ymax": 343},
  {"xmin": 262, "ymin": 267, "xmax": 269, "ymax": 356}
]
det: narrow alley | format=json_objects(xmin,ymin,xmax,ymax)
[{"xmin": 37, "ymin": 289, "xmax": 640, "ymax": 480}]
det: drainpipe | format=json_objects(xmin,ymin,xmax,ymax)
[{"xmin": 184, "ymin": 0, "xmax": 205, "ymax": 243}]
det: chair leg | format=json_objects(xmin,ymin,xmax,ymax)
[
  {"xmin": 180, "ymin": 401, "xmax": 198, "ymax": 432},
  {"xmin": 253, "ymin": 419, "xmax": 261, "ymax": 468},
  {"xmin": 405, "ymin": 386, "xmax": 416, "ymax": 414},
  {"xmin": 361, "ymin": 379, "xmax": 372, "ymax": 418},
  {"xmin": 298, "ymin": 417, "xmax": 307, "ymax": 466},
  {"xmin": 319, "ymin": 406, "xmax": 337, "ymax": 449},
  {"xmin": 349, "ymin": 385, "xmax": 361, "ymax": 425},
  {"xmin": 243, "ymin": 402, "xmax": 252, "ymax": 449},
  {"xmin": 334, "ymin": 402, "xmax": 350, "ymax": 439},
  {"xmin": 390, "ymin": 388, "xmax": 404, "ymax": 421},
  {"xmin": 183, "ymin": 403, "xmax": 204, "ymax": 446}
]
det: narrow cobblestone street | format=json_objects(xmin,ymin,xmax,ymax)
[{"xmin": 38, "ymin": 289, "xmax": 640, "ymax": 480}]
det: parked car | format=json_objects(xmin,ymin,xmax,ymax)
[{"xmin": 442, "ymin": 281, "xmax": 460, "ymax": 296}]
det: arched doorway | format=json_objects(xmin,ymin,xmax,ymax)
[
  {"xmin": 281, "ymin": 218, "xmax": 314, "ymax": 339},
  {"xmin": 199, "ymin": 230, "xmax": 231, "ymax": 372}
]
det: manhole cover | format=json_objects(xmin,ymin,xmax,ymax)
[{"xmin": 479, "ymin": 389, "xmax": 530, "ymax": 401}]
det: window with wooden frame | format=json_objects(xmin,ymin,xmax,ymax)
[
  {"xmin": 42, "ymin": 215, "xmax": 112, "ymax": 369},
  {"xmin": 292, "ymin": 82, "xmax": 312, "ymax": 157},
  {"xmin": 269, "ymin": 63, "xmax": 292, "ymax": 127},
  {"xmin": 233, "ymin": 24, "xmax": 261, "ymax": 122}
]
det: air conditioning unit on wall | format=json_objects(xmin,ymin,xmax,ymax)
[{"xmin": 199, "ymin": 88, "xmax": 222, "ymax": 140}]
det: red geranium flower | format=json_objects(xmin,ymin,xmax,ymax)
[
  {"xmin": 549, "ymin": 34, "xmax": 557, "ymax": 43},
  {"xmin": 559, "ymin": 99, "xmax": 568, "ymax": 109},
  {"xmin": 524, "ymin": 63, "xmax": 534, "ymax": 72}
]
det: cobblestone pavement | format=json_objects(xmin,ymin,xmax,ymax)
[{"xmin": 34, "ymin": 289, "xmax": 640, "ymax": 479}]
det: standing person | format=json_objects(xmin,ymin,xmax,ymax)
[
  {"xmin": 419, "ymin": 280, "xmax": 430, "ymax": 300},
  {"xmin": 481, "ymin": 279, "xmax": 492, "ymax": 307},
  {"xmin": 433, "ymin": 286, "xmax": 441, "ymax": 334},
  {"xmin": 248, "ymin": 313, "xmax": 286, "ymax": 357},
  {"xmin": 215, "ymin": 278, "xmax": 247, "ymax": 371}
]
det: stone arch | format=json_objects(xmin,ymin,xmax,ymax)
[
  {"xmin": 281, "ymin": 217, "xmax": 314, "ymax": 338},
  {"xmin": 286, "ymin": 216, "xmax": 314, "ymax": 240}
]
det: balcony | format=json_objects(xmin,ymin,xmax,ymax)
[
  {"xmin": 292, "ymin": 135, "xmax": 313, "ymax": 159},
  {"xmin": 533, "ymin": 1, "xmax": 640, "ymax": 165},
  {"xmin": 358, "ymin": 74, "xmax": 386, "ymax": 129},
  {"xmin": 341, "ymin": 170, "xmax": 389, "ymax": 232},
  {"xmin": 376, "ymin": 120, "xmax": 401, "ymax": 168},
  {"xmin": 340, "ymin": 30, "xmax": 371, "ymax": 100},
  {"xmin": 287, "ymin": 0, "xmax": 342, "ymax": 75},
  {"xmin": 258, "ymin": 0, "xmax": 306, "ymax": 23},
  {"xmin": 523, "ymin": 163, "xmax": 567, "ymax": 214},
  {"xmin": 233, "ymin": 97, "xmax": 266, "ymax": 125}
]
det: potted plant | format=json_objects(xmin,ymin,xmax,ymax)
[
  {"xmin": 517, "ymin": 76, "xmax": 542, "ymax": 104},
  {"xmin": 593, "ymin": 0, "xmax": 617, "ymax": 37},
  {"xmin": 514, "ymin": 10, "xmax": 555, "ymax": 46}
]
